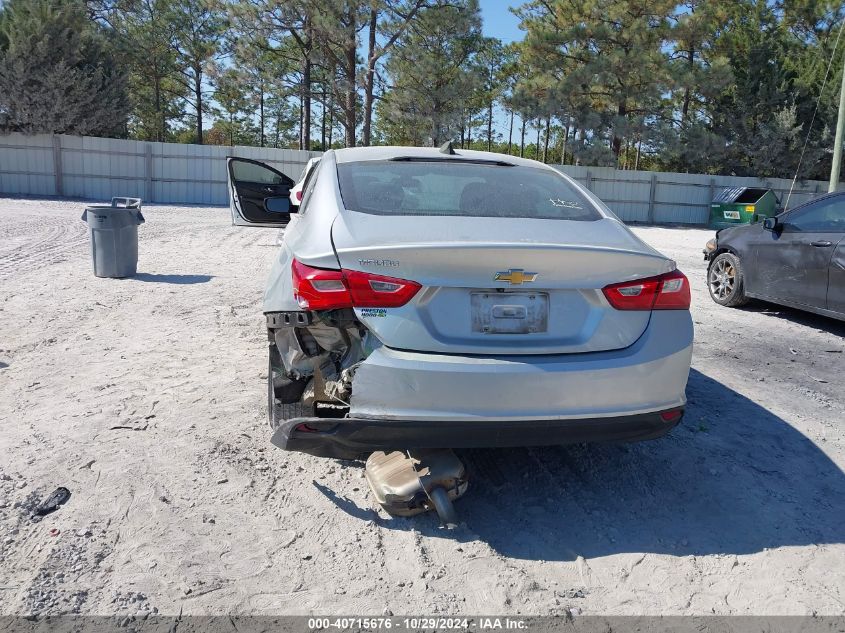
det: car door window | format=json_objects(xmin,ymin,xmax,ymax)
[
  {"xmin": 783, "ymin": 196, "xmax": 845, "ymax": 232},
  {"xmin": 231, "ymin": 160, "xmax": 288, "ymax": 185},
  {"xmin": 228, "ymin": 158, "xmax": 294, "ymax": 225}
]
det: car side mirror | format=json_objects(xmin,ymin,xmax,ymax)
[
  {"xmin": 265, "ymin": 197, "xmax": 291, "ymax": 214},
  {"xmin": 763, "ymin": 217, "xmax": 779, "ymax": 232}
]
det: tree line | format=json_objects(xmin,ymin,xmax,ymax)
[{"xmin": 0, "ymin": 0, "xmax": 842, "ymax": 180}]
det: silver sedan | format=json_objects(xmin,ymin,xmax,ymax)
[{"xmin": 227, "ymin": 146, "xmax": 693, "ymax": 459}]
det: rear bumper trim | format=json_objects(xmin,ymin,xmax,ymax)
[{"xmin": 271, "ymin": 408, "xmax": 683, "ymax": 460}]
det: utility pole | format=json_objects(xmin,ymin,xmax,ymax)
[{"xmin": 829, "ymin": 54, "xmax": 845, "ymax": 192}]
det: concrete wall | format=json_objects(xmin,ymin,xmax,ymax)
[{"xmin": 0, "ymin": 132, "xmax": 836, "ymax": 223}]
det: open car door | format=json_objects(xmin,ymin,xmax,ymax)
[{"xmin": 227, "ymin": 158, "xmax": 295, "ymax": 227}]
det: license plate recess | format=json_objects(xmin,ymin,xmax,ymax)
[{"xmin": 471, "ymin": 292, "xmax": 548, "ymax": 334}]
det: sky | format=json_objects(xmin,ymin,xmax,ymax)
[{"xmin": 478, "ymin": 0, "xmax": 523, "ymax": 43}]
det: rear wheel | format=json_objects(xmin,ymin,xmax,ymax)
[{"xmin": 708, "ymin": 252, "xmax": 749, "ymax": 308}]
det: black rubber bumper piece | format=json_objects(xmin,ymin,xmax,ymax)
[{"xmin": 270, "ymin": 409, "xmax": 684, "ymax": 460}]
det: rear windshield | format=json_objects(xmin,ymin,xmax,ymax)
[{"xmin": 336, "ymin": 160, "xmax": 601, "ymax": 221}]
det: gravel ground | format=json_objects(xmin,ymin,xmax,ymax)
[{"xmin": 0, "ymin": 197, "xmax": 843, "ymax": 617}]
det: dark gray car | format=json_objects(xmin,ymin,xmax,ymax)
[{"xmin": 704, "ymin": 191, "xmax": 845, "ymax": 320}]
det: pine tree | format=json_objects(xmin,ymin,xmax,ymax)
[
  {"xmin": 376, "ymin": 0, "xmax": 483, "ymax": 146},
  {"xmin": 474, "ymin": 37, "xmax": 506, "ymax": 151},
  {"xmin": 515, "ymin": 0, "xmax": 676, "ymax": 162},
  {"xmin": 92, "ymin": 0, "xmax": 186, "ymax": 142},
  {"xmin": 360, "ymin": 0, "xmax": 435, "ymax": 146},
  {"xmin": 310, "ymin": 0, "xmax": 368, "ymax": 147},
  {"xmin": 0, "ymin": 0, "xmax": 129, "ymax": 136},
  {"xmin": 165, "ymin": 0, "xmax": 225, "ymax": 144},
  {"xmin": 209, "ymin": 67, "xmax": 251, "ymax": 145}
]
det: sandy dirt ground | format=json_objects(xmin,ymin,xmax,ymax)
[{"xmin": 0, "ymin": 197, "xmax": 843, "ymax": 617}]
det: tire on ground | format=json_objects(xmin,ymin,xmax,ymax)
[{"xmin": 708, "ymin": 252, "xmax": 749, "ymax": 308}]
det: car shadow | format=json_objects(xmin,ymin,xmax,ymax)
[
  {"xmin": 312, "ymin": 481, "xmax": 378, "ymax": 522},
  {"xmin": 315, "ymin": 368, "xmax": 844, "ymax": 560},
  {"xmin": 130, "ymin": 273, "xmax": 214, "ymax": 285},
  {"xmin": 736, "ymin": 302, "xmax": 845, "ymax": 336}
]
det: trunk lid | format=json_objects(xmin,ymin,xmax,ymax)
[{"xmin": 331, "ymin": 212, "xmax": 674, "ymax": 355}]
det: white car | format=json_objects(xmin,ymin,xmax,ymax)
[
  {"xmin": 275, "ymin": 157, "xmax": 321, "ymax": 245},
  {"xmin": 228, "ymin": 146, "xmax": 693, "ymax": 460},
  {"xmin": 290, "ymin": 157, "xmax": 321, "ymax": 207}
]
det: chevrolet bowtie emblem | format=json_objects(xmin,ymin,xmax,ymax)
[{"xmin": 494, "ymin": 269, "xmax": 538, "ymax": 285}]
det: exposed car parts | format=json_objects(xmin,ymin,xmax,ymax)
[
  {"xmin": 267, "ymin": 315, "xmax": 473, "ymax": 523},
  {"xmin": 364, "ymin": 449, "xmax": 467, "ymax": 526},
  {"xmin": 266, "ymin": 311, "xmax": 312, "ymax": 328},
  {"xmin": 267, "ymin": 309, "xmax": 374, "ymax": 414}
]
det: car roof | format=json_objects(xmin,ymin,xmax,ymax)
[{"xmin": 332, "ymin": 145, "xmax": 554, "ymax": 170}]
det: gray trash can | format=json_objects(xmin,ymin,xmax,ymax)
[{"xmin": 81, "ymin": 197, "xmax": 145, "ymax": 278}]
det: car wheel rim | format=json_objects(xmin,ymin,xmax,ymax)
[{"xmin": 709, "ymin": 258, "xmax": 735, "ymax": 300}]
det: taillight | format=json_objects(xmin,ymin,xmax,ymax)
[
  {"xmin": 295, "ymin": 190, "xmax": 303, "ymax": 201},
  {"xmin": 653, "ymin": 270, "xmax": 690, "ymax": 310},
  {"xmin": 291, "ymin": 260, "xmax": 420, "ymax": 310},
  {"xmin": 602, "ymin": 269, "xmax": 690, "ymax": 311},
  {"xmin": 292, "ymin": 260, "xmax": 351, "ymax": 310},
  {"xmin": 343, "ymin": 269, "xmax": 421, "ymax": 308}
]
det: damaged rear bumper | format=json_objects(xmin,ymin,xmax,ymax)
[{"xmin": 271, "ymin": 408, "xmax": 683, "ymax": 460}]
